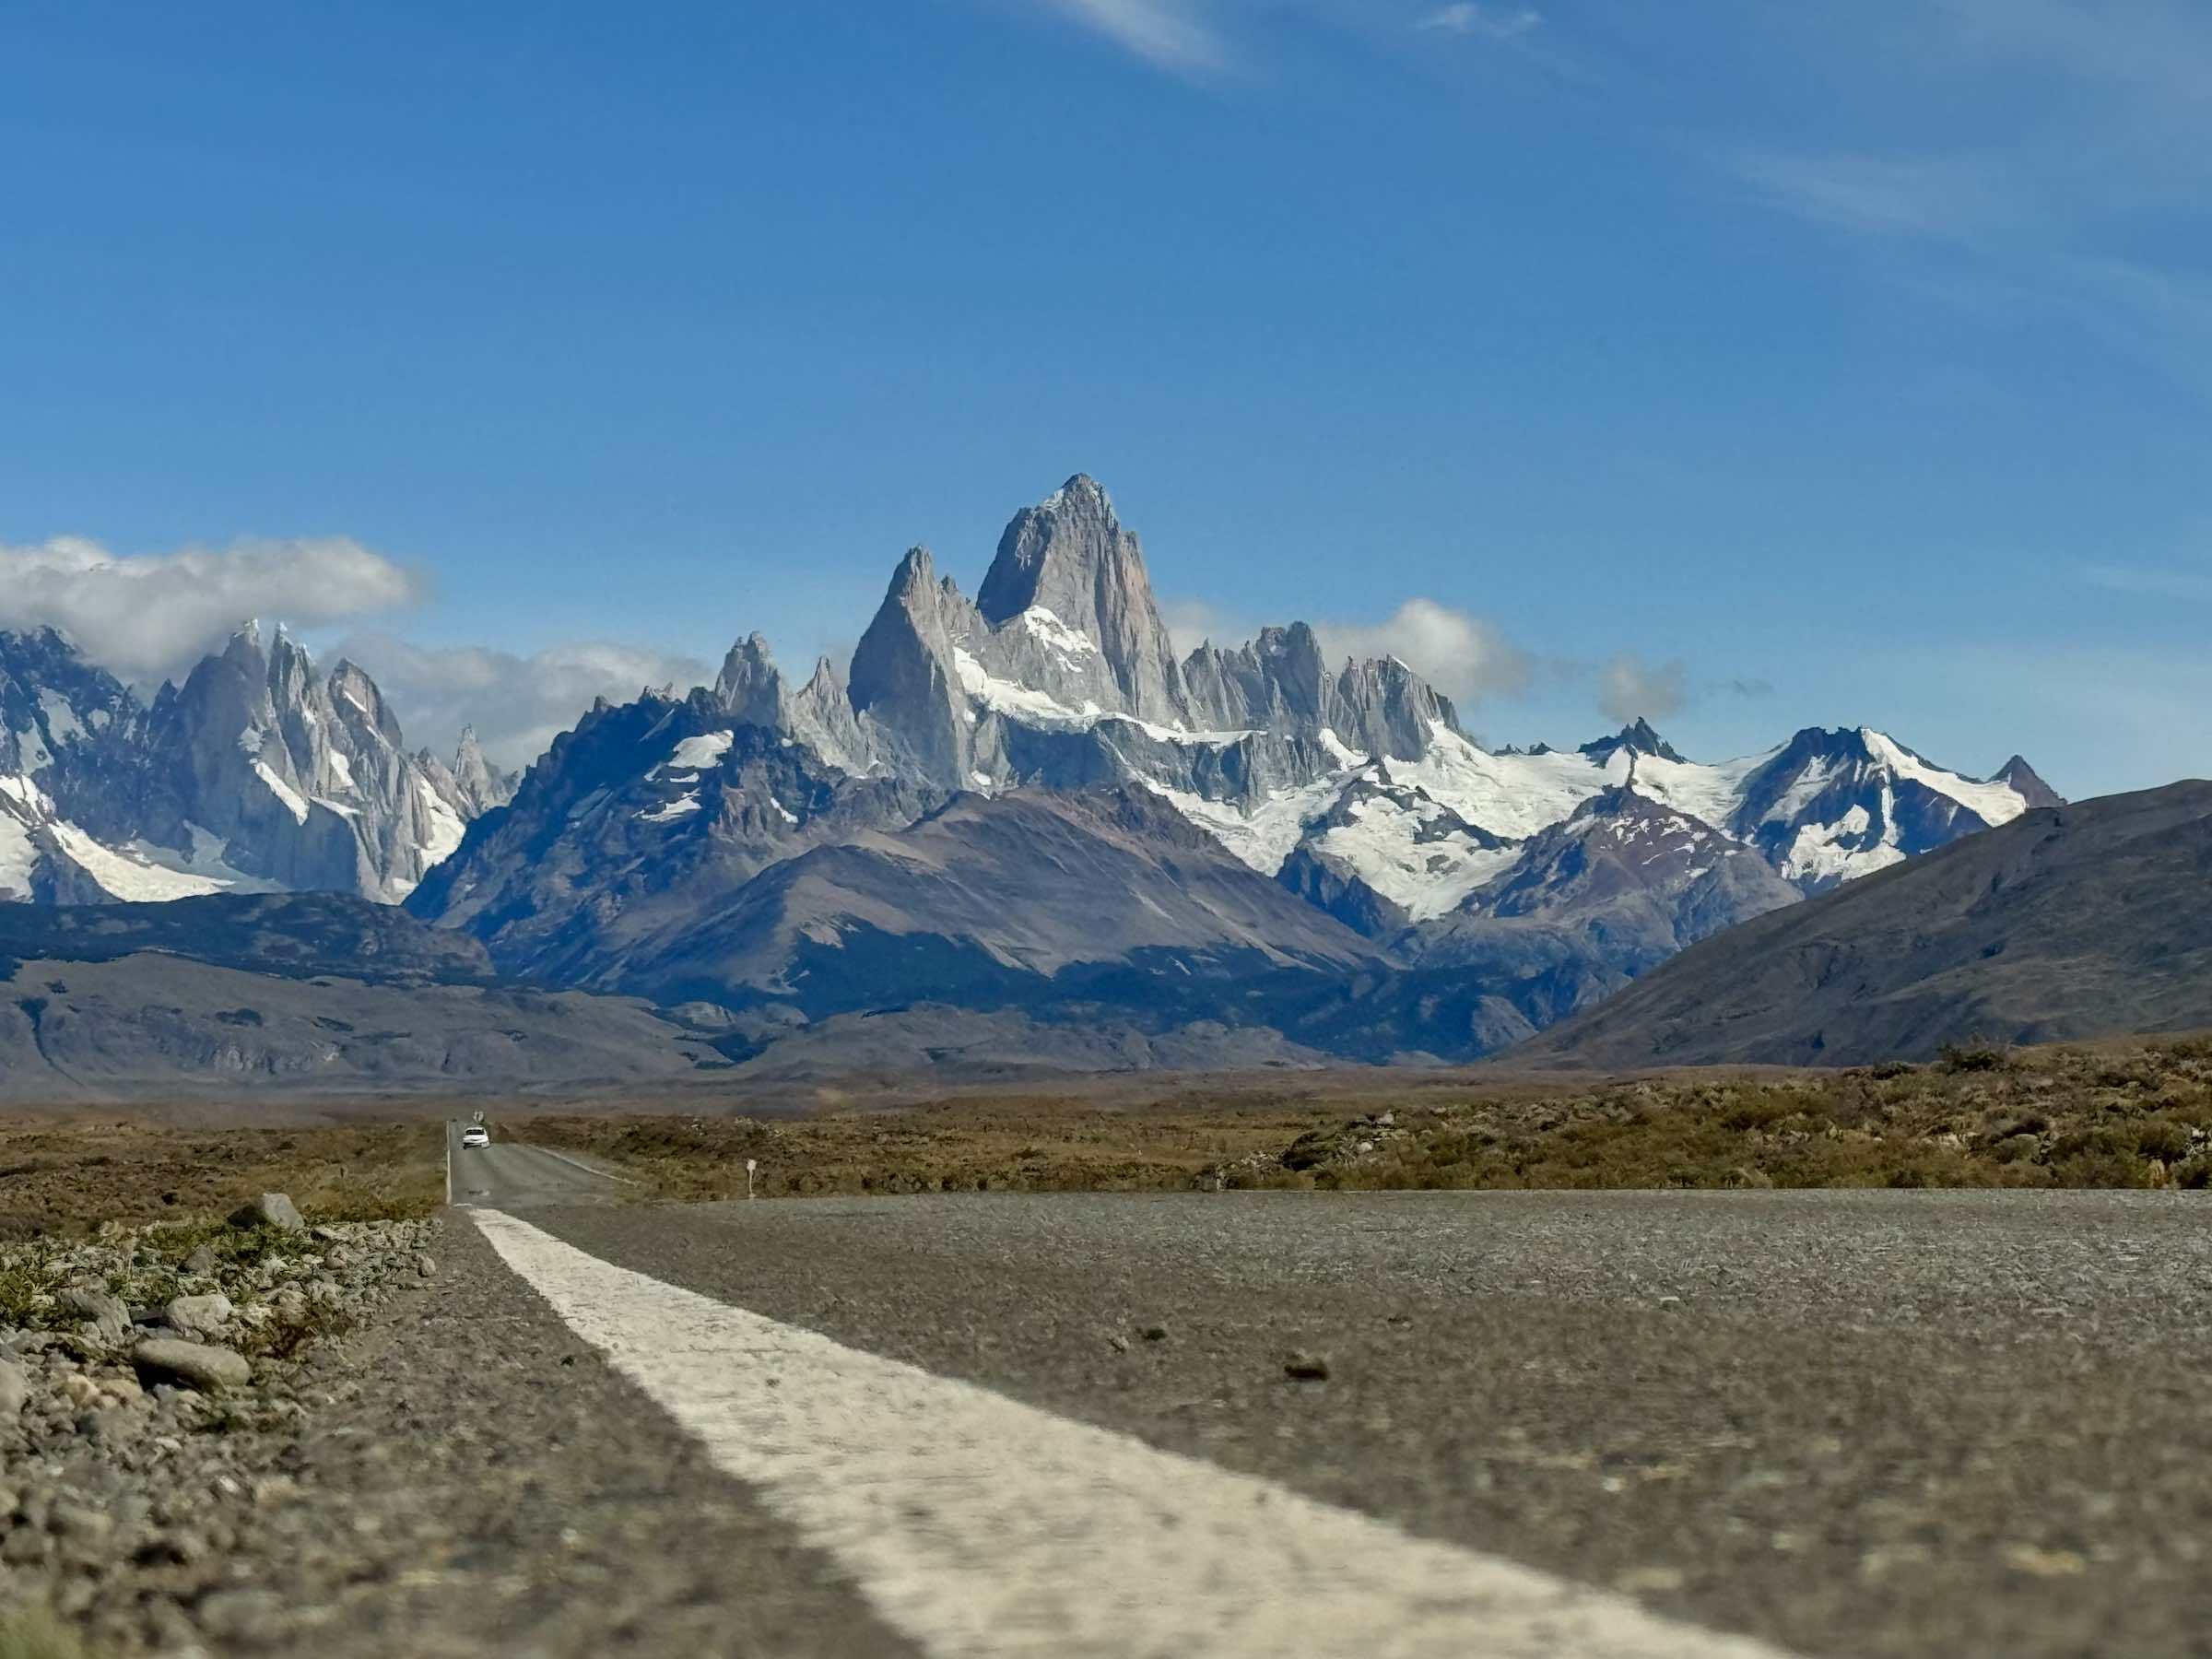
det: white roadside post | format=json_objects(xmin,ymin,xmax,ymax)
[{"xmin": 746, "ymin": 1158, "xmax": 758, "ymax": 1200}]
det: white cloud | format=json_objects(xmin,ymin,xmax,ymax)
[
  {"xmin": 334, "ymin": 633, "xmax": 714, "ymax": 772},
  {"xmin": 1164, "ymin": 594, "xmax": 1534, "ymax": 707},
  {"xmin": 1036, "ymin": 0, "xmax": 1227, "ymax": 73},
  {"xmin": 1317, "ymin": 597, "xmax": 1533, "ymax": 704},
  {"xmin": 1597, "ymin": 653, "xmax": 1688, "ymax": 724},
  {"xmin": 1418, "ymin": 4, "xmax": 1541, "ymax": 41},
  {"xmin": 0, "ymin": 535, "xmax": 422, "ymax": 687}
]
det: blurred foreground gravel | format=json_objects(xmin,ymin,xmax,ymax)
[{"xmin": 0, "ymin": 1207, "xmax": 901, "ymax": 1656}]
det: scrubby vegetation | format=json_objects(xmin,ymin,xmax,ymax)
[
  {"xmin": 0, "ymin": 1119, "xmax": 443, "ymax": 1236},
  {"xmin": 512, "ymin": 1035, "xmax": 2212, "ymax": 1197}
]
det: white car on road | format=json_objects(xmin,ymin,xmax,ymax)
[{"xmin": 460, "ymin": 1125, "xmax": 490, "ymax": 1149}]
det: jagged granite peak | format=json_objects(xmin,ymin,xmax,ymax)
[
  {"xmin": 1181, "ymin": 626, "xmax": 1457, "ymax": 759},
  {"xmin": 0, "ymin": 623, "xmax": 501, "ymax": 907},
  {"xmin": 712, "ymin": 632, "xmax": 786, "ymax": 727},
  {"xmin": 1993, "ymin": 755, "xmax": 2065, "ymax": 811},
  {"xmin": 327, "ymin": 658, "xmax": 406, "ymax": 748},
  {"xmin": 442, "ymin": 725, "xmax": 518, "ymax": 817},
  {"xmin": 976, "ymin": 475, "xmax": 1185, "ymax": 724},
  {"xmin": 1333, "ymin": 654, "xmax": 1459, "ymax": 761},
  {"xmin": 848, "ymin": 546, "xmax": 980, "ymax": 786},
  {"xmin": 1579, "ymin": 718, "xmax": 1686, "ymax": 765}
]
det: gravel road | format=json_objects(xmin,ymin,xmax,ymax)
[{"xmin": 465, "ymin": 1175, "xmax": 2212, "ymax": 1659}]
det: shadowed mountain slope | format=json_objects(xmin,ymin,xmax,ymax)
[{"xmin": 1513, "ymin": 782, "xmax": 2212, "ymax": 1069}]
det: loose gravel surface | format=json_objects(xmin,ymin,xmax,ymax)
[
  {"xmin": 523, "ymin": 1188, "xmax": 2212, "ymax": 1659},
  {"xmin": 14, "ymin": 1173, "xmax": 2212, "ymax": 1657},
  {"xmin": 1, "ymin": 1207, "xmax": 902, "ymax": 1657}
]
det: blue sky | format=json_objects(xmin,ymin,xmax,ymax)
[{"xmin": 2, "ymin": 1, "xmax": 2207, "ymax": 790}]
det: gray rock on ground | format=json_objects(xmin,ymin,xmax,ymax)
[
  {"xmin": 61, "ymin": 1287, "xmax": 128, "ymax": 1327},
  {"xmin": 163, "ymin": 1294, "xmax": 234, "ymax": 1339},
  {"xmin": 132, "ymin": 1338, "xmax": 253, "ymax": 1393},
  {"xmin": 230, "ymin": 1193, "xmax": 304, "ymax": 1232}
]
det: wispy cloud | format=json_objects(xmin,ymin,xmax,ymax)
[
  {"xmin": 1417, "ymin": 4, "xmax": 1542, "ymax": 41},
  {"xmin": 0, "ymin": 534, "xmax": 422, "ymax": 687},
  {"xmin": 1597, "ymin": 653, "xmax": 1687, "ymax": 724},
  {"xmin": 335, "ymin": 632, "xmax": 714, "ymax": 771},
  {"xmin": 1317, "ymin": 598, "xmax": 1534, "ymax": 704},
  {"xmin": 2083, "ymin": 563, "xmax": 2212, "ymax": 603},
  {"xmin": 1034, "ymin": 0, "xmax": 1228, "ymax": 74},
  {"xmin": 1712, "ymin": 1, "xmax": 2212, "ymax": 377},
  {"xmin": 1727, "ymin": 149, "xmax": 2027, "ymax": 241}
]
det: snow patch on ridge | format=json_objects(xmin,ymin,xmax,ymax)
[
  {"xmin": 1016, "ymin": 606, "xmax": 1098, "ymax": 662},
  {"xmin": 667, "ymin": 732, "xmax": 735, "ymax": 772},
  {"xmin": 1862, "ymin": 729, "xmax": 2027, "ymax": 828},
  {"xmin": 35, "ymin": 692, "xmax": 83, "ymax": 746},
  {"xmin": 416, "ymin": 780, "xmax": 467, "ymax": 864},
  {"xmin": 1390, "ymin": 731, "xmax": 1618, "ymax": 841},
  {"xmin": 953, "ymin": 647, "xmax": 1099, "ymax": 727},
  {"xmin": 1311, "ymin": 795, "xmax": 1522, "ymax": 921},
  {"xmin": 1140, "ymin": 773, "xmax": 1348, "ymax": 876}
]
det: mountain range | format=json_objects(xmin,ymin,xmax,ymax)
[
  {"xmin": 405, "ymin": 476, "xmax": 2057, "ymax": 1061},
  {"xmin": 0, "ymin": 475, "xmax": 2077, "ymax": 1076},
  {"xmin": 1, "ymin": 621, "xmax": 513, "ymax": 906}
]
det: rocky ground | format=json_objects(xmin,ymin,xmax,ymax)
[
  {"xmin": 0, "ymin": 1195, "xmax": 438, "ymax": 1655},
  {"xmin": 0, "ymin": 1194, "xmax": 901, "ymax": 1658}
]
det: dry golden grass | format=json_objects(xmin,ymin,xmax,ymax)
[
  {"xmin": 0, "ymin": 1117, "xmax": 444, "ymax": 1235},
  {"xmin": 510, "ymin": 1035, "xmax": 2212, "ymax": 1198}
]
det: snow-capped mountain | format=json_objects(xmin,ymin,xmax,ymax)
[
  {"xmin": 408, "ymin": 474, "xmax": 2054, "ymax": 1060},
  {"xmin": 0, "ymin": 624, "xmax": 513, "ymax": 905}
]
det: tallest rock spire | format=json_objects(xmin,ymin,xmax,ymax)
[{"xmin": 977, "ymin": 475, "xmax": 1186, "ymax": 724}]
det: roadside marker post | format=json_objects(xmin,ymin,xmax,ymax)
[{"xmin": 746, "ymin": 1158, "xmax": 758, "ymax": 1200}]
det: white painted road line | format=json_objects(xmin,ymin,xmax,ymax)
[{"xmin": 470, "ymin": 1207, "xmax": 1795, "ymax": 1659}]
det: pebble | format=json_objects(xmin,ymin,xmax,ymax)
[{"xmin": 0, "ymin": 1359, "xmax": 29, "ymax": 1416}]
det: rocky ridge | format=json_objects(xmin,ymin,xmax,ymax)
[{"xmin": 0, "ymin": 623, "xmax": 515, "ymax": 907}]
